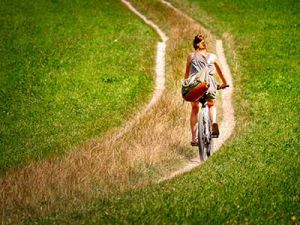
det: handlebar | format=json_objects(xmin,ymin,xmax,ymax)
[{"xmin": 217, "ymin": 84, "xmax": 230, "ymax": 90}]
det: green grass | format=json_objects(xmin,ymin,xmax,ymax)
[
  {"xmin": 26, "ymin": 0, "xmax": 300, "ymax": 224},
  {"xmin": 0, "ymin": 0, "xmax": 157, "ymax": 173}
]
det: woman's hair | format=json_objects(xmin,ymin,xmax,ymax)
[{"xmin": 193, "ymin": 34, "xmax": 206, "ymax": 50}]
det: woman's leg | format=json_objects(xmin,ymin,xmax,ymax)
[
  {"xmin": 208, "ymin": 103, "xmax": 217, "ymax": 124},
  {"xmin": 208, "ymin": 101, "xmax": 219, "ymax": 136},
  {"xmin": 190, "ymin": 102, "xmax": 199, "ymax": 142},
  {"xmin": 206, "ymin": 81, "xmax": 219, "ymax": 136}
]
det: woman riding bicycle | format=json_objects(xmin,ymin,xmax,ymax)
[{"xmin": 185, "ymin": 34, "xmax": 228, "ymax": 146}]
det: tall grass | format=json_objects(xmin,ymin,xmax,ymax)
[
  {"xmin": 25, "ymin": 0, "xmax": 300, "ymax": 224},
  {"xmin": 0, "ymin": 0, "xmax": 156, "ymax": 173}
]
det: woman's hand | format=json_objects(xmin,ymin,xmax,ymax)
[
  {"xmin": 220, "ymin": 83, "xmax": 229, "ymax": 89},
  {"xmin": 217, "ymin": 83, "xmax": 229, "ymax": 90}
]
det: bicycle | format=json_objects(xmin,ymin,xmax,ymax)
[{"xmin": 197, "ymin": 84, "xmax": 229, "ymax": 161}]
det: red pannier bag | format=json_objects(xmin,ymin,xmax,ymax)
[
  {"xmin": 181, "ymin": 80, "xmax": 209, "ymax": 102},
  {"xmin": 181, "ymin": 66, "xmax": 210, "ymax": 102}
]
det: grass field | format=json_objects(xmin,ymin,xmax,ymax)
[
  {"xmin": 27, "ymin": 0, "xmax": 300, "ymax": 224},
  {"xmin": 0, "ymin": 0, "xmax": 157, "ymax": 173}
]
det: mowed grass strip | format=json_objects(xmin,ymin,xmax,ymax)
[
  {"xmin": 0, "ymin": 0, "xmax": 156, "ymax": 173},
  {"xmin": 29, "ymin": 0, "xmax": 300, "ymax": 224}
]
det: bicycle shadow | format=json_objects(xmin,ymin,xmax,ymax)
[{"xmin": 174, "ymin": 144, "xmax": 200, "ymax": 164}]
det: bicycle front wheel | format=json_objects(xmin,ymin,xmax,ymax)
[{"xmin": 206, "ymin": 116, "xmax": 213, "ymax": 157}]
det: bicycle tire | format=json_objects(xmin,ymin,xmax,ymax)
[{"xmin": 198, "ymin": 108, "xmax": 208, "ymax": 161}]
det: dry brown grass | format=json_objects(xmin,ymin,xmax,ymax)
[{"xmin": 0, "ymin": 1, "xmax": 216, "ymax": 223}]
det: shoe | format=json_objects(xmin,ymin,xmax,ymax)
[
  {"xmin": 212, "ymin": 123, "xmax": 219, "ymax": 138},
  {"xmin": 190, "ymin": 139, "xmax": 198, "ymax": 146}
]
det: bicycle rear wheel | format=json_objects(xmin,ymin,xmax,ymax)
[
  {"xmin": 198, "ymin": 108, "xmax": 208, "ymax": 161},
  {"xmin": 198, "ymin": 106, "xmax": 213, "ymax": 161}
]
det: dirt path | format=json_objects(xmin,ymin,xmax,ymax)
[{"xmin": 115, "ymin": 0, "xmax": 168, "ymax": 140}]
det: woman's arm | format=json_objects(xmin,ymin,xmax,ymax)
[
  {"xmin": 184, "ymin": 53, "xmax": 193, "ymax": 79},
  {"xmin": 214, "ymin": 58, "xmax": 227, "ymax": 87}
]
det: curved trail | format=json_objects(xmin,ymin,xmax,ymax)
[
  {"xmin": 115, "ymin": 0, "xmax": 168, "ymax": 140},
  {"xmin": 122, "ymin": 0, "xmax": 235, "ymax": 181}
]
